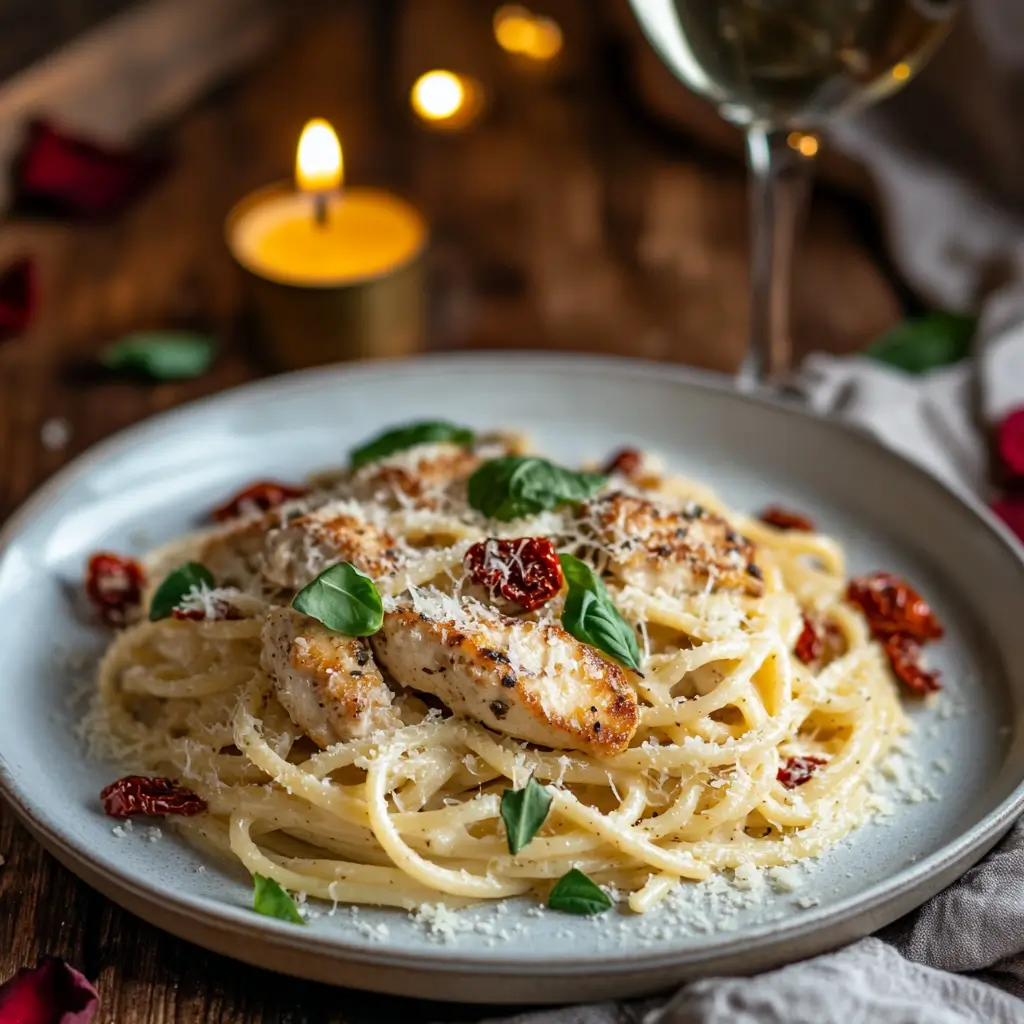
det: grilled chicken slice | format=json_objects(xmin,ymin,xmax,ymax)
[
  {"xmin": 260, "ymin": 503, "xmax": 407, "ymax": 590},
  {"xmin": 371, "ymin": 592, "xmax": 639, "ymax": 755},
  {"xmin": 260, "ymin": 607, "xmax": 398, "ymax": 747},
  {"xmin": 346, "ymin": 442, "xmax": 483, "ymax": 511},
  {"xmin": 201, "ymin": 501, "xmax": 407, "ymax": 595},
  {"xmin": 578, "ymin": 491, "xmax": 764, "ymax": 597}
]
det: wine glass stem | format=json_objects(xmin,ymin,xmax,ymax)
[{"xmin": 739, "ymin": 128, "xmax": 817, "ymax": 389}]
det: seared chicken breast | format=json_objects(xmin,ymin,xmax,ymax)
[
  {"xmin": 371, "ymin": 591, "xmax": 639, "ymax": 755},
  {"xmin": 201, "ymin": 501, "xmax": 407, "ymax": 595},
  {"xmin": 346, "ymin": 442, "xmax": 483, "ymax": 511},
  {"xmin": 578, "ymin": 491, "xmax": 764, "ymax": 597},
  {"xmin": 260, "ymin": 607, "xmax": 398, "ymax": 747},
  {"xmin": 260, "ymin": 503, "xmax": 406, "ymax": 590}
]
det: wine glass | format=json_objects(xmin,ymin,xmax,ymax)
[{"xmin": 627, "ymin": 0, "xmax": 960, "ymax": 387}]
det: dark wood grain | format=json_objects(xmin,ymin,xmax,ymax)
[{"xmin": 0, "ymin": 1, "xmax": 904, "ymax": 1018}]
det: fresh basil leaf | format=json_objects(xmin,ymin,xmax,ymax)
[
  {"xmin": 467, "ymin": 456, "xmax": 606, "ymax": 521},
  {"xmin": 350, "ymin": 421, "xmax": 475, "ymax": 469},
  {"xmin": 547, "ymin": 868, "xmax": 613, "ymax": 915},
  {"xmin": 868, "ymin": 313, "xmax": 975, "ymax": 374},
  {"xmin": 500, "ymin": 777, "xmax": 552, "ymax": 855},
  {"xmin": 559, "ymin": 552, "xmax": 604, "ymax": 592},
  {"xmin": 253, "ymin": 873, "xmax": 305, "ymax": 924},
  {"xmin": 101, "ymin": 331, "xmax": 217, "ymax": 381},
  {"xmin": 559, "ymin": 554, "xmax": 642, "ymax": 671},
  {"xmin": 150, "ymin": 562, "xmax": 215, "ymax": 621},
  {"xmin": 292, "ymin": 561, "xmax": 383, "ymax": 636}
]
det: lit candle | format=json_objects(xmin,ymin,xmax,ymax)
[
  {"xmin": 225, "ymin": 119, "xmax": 428, "ymax": 367},
  {"xmin": 230, "ymin": 120, "xmax": 425, "ymax": 288}
]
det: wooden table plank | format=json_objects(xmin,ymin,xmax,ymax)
[{"xmin": 0, "ymin": 1, "xmax": 905, "ymax": 1018}]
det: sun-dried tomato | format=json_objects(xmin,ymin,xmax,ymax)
[
  {"xmin": 212, "ymin": 481, "xmax": 308, "ymax": 521},
  {"xmin": 85, "ymin": 553, "xmax": 145, "ymax": 627},
  {"xmin": 846, "ymin": 571, "xmax": 944, "ymax": 643},
  {"xmin": 794, "ymin": 615, "xmax": 822, "ymax": 665},
  {"xmin": 760, "ymin": 505, "xmax": 815, "ymax": 532},
  {"xmin": 100, "ymin": 775, "xmax": 206, "ymax": 818},
  {"xmin": 464, "ymin": 537, "xmax": 563, "ymax": 611},
  {"xmin": 777, "ymin": 755, "xmax": 827, "ymax": 789},
  {"xmin": 602, "ymin": 448, "xmax": 643, "ymax": 478},
  {"xmin": 882, "ymin": 634, "xmax": 942, "ymax": 696}
]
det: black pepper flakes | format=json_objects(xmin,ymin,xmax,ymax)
[
  {"xmin": 747, "ymin": 563, "xmax": 763, "ymax": 580},
  {"xmin": 501, "ymin": 673, "xmax": 517, "ymax": 688},
  {"xmin": 489, "ymin": 700, "xmax": 509, "ymax": 719}
]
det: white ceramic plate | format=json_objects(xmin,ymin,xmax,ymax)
[{"xmin": 2, "ymin": 354, "xmax": 1024, "ymax": 1005}]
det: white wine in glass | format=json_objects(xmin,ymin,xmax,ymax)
[{"xmin": 628, "ymin": 0, "xmax": 960, "ymax": 384}]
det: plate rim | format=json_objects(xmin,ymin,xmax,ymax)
[{"xmin": 2, "ymin": 350, "xmax": 1023, "ymax": 976}]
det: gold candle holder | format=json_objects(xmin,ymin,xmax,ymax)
[{"xmin": 225, "ymin": 121, "xmax": 428, "ymax": 370}]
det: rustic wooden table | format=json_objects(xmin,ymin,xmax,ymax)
[{"xmin": 0, "ymin": 2, "xmax": 905, "ymax": 1019}]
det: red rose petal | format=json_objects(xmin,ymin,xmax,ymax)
[
  {"xmin": 15, "ymin": 119, "xmax": 167, "ymax": 220},
  {"xmin": 997, "ymin": 408, "xmax": 1024, "ymax": 480},
  {"xmin": 992, "ymin": 497, "xmax": 1024, "ymax": 545},
  {"xmin": 0, "ymin": 957, "xmax": 98, "ymax": 1023}
]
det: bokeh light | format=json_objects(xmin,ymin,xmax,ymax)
[
  {"xmin": 494, "ymin": 5, "xmax": 535, "ymax": 54},
  {"xmin": 412, "ymin": 71, "xmax": 465, "ymax": 121},
  {"xmin": 786, "ymin": 131, "xmax": 820, "ymax": 158},
  {"xmin": 410, "ymin": 71, "xmax": 484, "ymax": 130},
  {"xmin": 494, "ymin": 5, "xmax": 563, "ymax": 62}
]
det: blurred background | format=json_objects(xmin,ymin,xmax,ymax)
[{"xmin": 0, "ymin": 1, "xmax": 922, "ymax": 506}]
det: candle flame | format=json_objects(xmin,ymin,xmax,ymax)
[{"xmin": 296, "ymin": 118, "xmax": 343, "ymax": 194}]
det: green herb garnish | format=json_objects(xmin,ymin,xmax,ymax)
[
  {"xmin": 868, "ymin": 312, "xmax": 975, "ymax": 374},
  {"xmin": 149, "ymin": 562, "xmax": 215, "ymax": 621},
  {"xmin": 292, "ymin": 561, "xmax": 383, "ymax": 636},
  {"xmin": 350, "ymin": 421, "xmax": 475, "ymax": 469},
  {"xmin": 253, "ymin": 874, "xmax": 305, "ymax": 924},
  {"xmin": 101, "ymin": 331, "xmax": 217, "ymax": 381},
  {"xmin": 547, "ymin": 868, "xmax": 613, "ymax": 916},
  {"xmin": 467, "ymin": 456, "xmax": 605, "ymax": 522},
  {"xmin": 500, "ymin": 777, "xmax": 552, "ymax": 856},
  {"xmin": 559, "ymin": 554, "xmax": 641, "ymax": 671}
]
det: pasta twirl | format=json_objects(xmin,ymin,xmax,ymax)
[{"xmin": 83, "ymin": 436, "xmax": 912, "ymax": 914}]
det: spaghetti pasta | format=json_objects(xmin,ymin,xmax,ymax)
[{"xmin": 83, "ymin": 432, "xmax": 924, "ymax": 915}]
